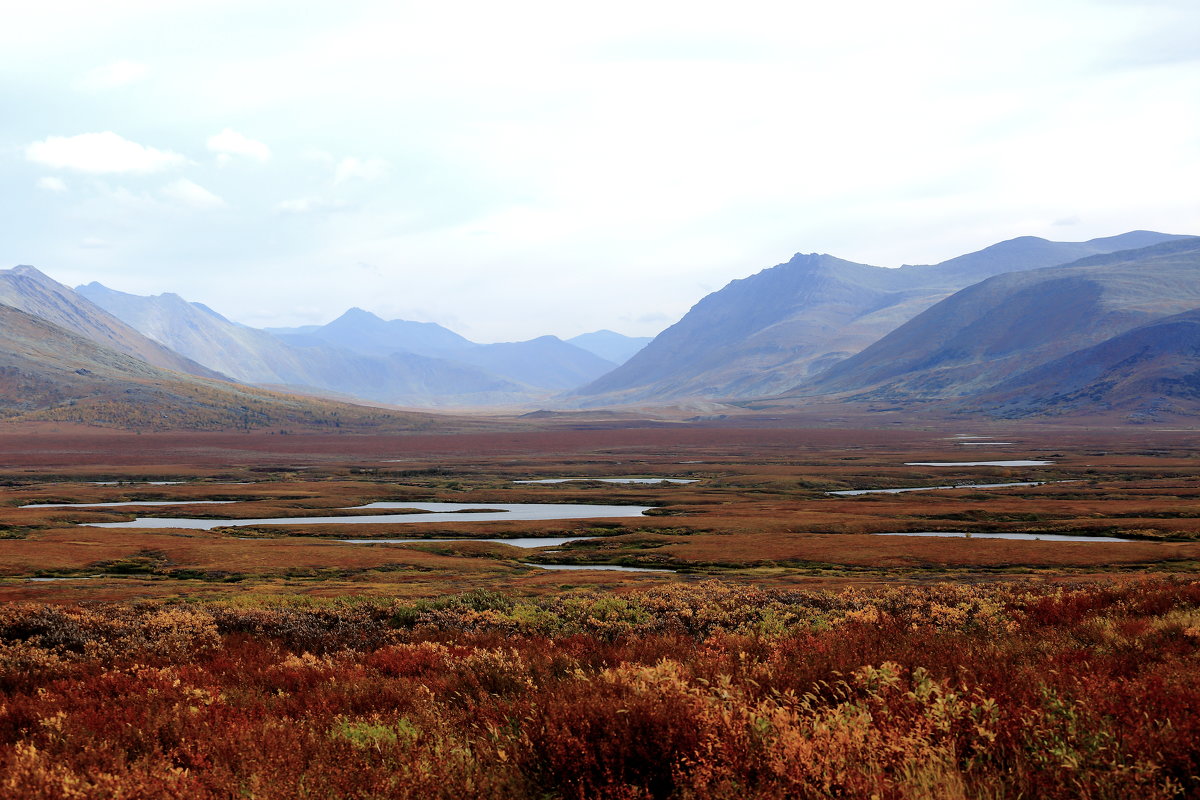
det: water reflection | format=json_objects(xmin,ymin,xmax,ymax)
[
  {"xmin": 874, "ymin": 531, "xmax": 1132, "ymax": 542},
  {"xmin": 87, "ymin": 502, "xmax": 656, "ymax": 529}
]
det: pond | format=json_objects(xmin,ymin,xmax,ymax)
[
  {"xmin": 904, "ymin": 460, "xmax": 1053, "ymax": 467},
  {"xmin": 339, "ymin": 536, "xmax": 592, "ymax": 548},
  {"xmin": 86, "ymin": 502, "xmax": 657, "ymax": 530},
  {"xmin": 513, "ymin": 478, "xmax": 697, "ymax": 484},
  {"xmin": 528, "ymin": 563, "xmax": 675, "ymax": 573},
  {"xmin": 23, "ymin": 576, "xmax": 101, "ymax": 582},
  {"xmin": 874, "ymin": 532, "xmax": 1132, "ymax": 542},
  {"xmin": 88, "ymin": 481, "xmax": 185, "ymax": 485},
  {"xmin": 827, "ymin": 481, "xmax": 1065, "ymax": 496}
]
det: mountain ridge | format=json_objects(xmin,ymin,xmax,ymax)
[
  {"xmin": 0, "ymin": 302, "xmax": 446, "ymax": 431},
  {"xmin": 967, "ymin": 307, "xmax": 1200, "ymax": 420},
  {"xmin": 569, "ymin": 231, "xmax": 1191, "ymax": 406},
  {"xmin": 76, "ymin": 282, "xmax": 536, "ymax": 407},
  {"xmin": 796, "ymin": 236, "xmax": 1200, "ymax": 404},
  {"xmin": 1, "ymin": 267, "xmax": 224, "ymax": 380},
  {"xmin": 76, "ymin": 282, "xmax": 616, "ymax": 405},
  {"xmin": 566, "ymin": 330, "xmax": 652, "ymax": 365}
]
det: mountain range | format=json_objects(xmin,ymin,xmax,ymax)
[
  {"xmin": 975, "ymin": 307, "xmax": 1200, "ymax": 419},
  {"xmin": 0, "ymin": 266, "xmax": 220, "ymax": 380},
  {"xmin": 571, "ymin": 231, "xmax": 1190, "ymax": 406},
  {"xmin": 76, "ymin": 286, "xmax": 645, "ymax": 407},
  {"xmin": 803, "ymin": 237, "xmax": 1200, "ymax": 401},
  {"xmin": 1, "ymin": 228, "xmax": 1196, "ymax": 427},
  {"xmin": 0, "ymin": 299, "xmax": 444, "ymax": 432}
]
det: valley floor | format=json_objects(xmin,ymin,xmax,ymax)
[{"xmin": 0, "ymin": 420, "xmax": 1198, "ymax": 797}]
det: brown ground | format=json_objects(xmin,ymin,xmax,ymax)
[{"xmin": 0, "ymin": 418, "xmax": 1197, "ymax": 601}]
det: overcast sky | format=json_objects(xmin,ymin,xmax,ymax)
[{"xmin": 2, "ymin": 0, "xmax": 1197, "ymax": 342}]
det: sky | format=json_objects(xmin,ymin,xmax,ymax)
[{"xmin": 2, "ymin": 0, "xmax": 1198, "ymax": 342}]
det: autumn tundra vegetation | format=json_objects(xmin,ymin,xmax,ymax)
[
  {"xmin": 0, "ymin": 424, "xmax": 1199, "ymax": 797},
  {"xmin": 1, "ymin": 580, "xmax": 1199, "ymax": 798}
]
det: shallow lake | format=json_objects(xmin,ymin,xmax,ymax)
[
  {"xmin": 88, "ymin": 481, "xmax": 184, "ymax": 485},
  {"xmin": 340, "ymin": 536, "xmax": 591, "ymax": 548},
  {"xmin": 513, "ymin": 478, "xmax": 698, "ymax": 484},
  {"xmin": 529, "ymin": 563, "xmax": 674, "ymax": 573},
  {"xmin": 905, "ymin": 460, "xmax": 1053, "ymax": 467},
  {"xmin": 87, "ymin": 501, "xmax": 657, "ymax": 529},
  {"xmin": 874, "ymin": 532, "xmax": 1132, "ymax": 542},
  {"xmin": 828, "ymin": 481, "xmax": 1064, "ymax": 496},
  {"xmin": 23, "ymin": 576, "xmax": 100, "ymax": 582}
]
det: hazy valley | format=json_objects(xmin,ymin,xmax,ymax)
[{"xmin": 1, "ymin": 229, "xmax": 1196, "ymax": 428}]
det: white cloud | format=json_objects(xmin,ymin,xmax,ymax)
[
  {"xmin": 334, "ymin": 156, "xmax": 388, "ymax": 183},
  {"xmin": 207, "ymin": 128, "xmax": 271, "ymax": 162},
  {"xmin": 3, "ymin": 1, "xmax": 1198, "ymax": 341},
  {"xmin": 81, "ymin": 59, "xmax": 148, "ymax": 89},
  {"xmin": 36, "ymin": 176, "xmax": 67, "ymax": 192},
  {"xmin": 26, "ymin": 132, "xmax": 185, "ymax": 173},
  {"xmin": 161, "ymin": 178, "xmax": 226, "ymax": 209}
]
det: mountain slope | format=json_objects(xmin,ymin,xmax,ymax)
[
  {"xmin": 77, "ymin": 281, "xmax": 308, "ymax": 383},
  {"xmin": 76, "ymin": 283, "xmax": 532, "ymax": 407},
  {"xmin": 450, "ymin": 336, "xmax": 617, "ymax": 390},
  {"xmin": 964, "ymin": 308, "xmax": 1200, "ymax": 420},
  {"xmin": 0, "ymin": 266, "xmax": 222, "ymax": 379},
  {"xmin": 0, "ymin": 303, "xmax": 443, "ymax": 432},
  {"xmin": 803, "ymin": 237, "xmax": 1200, "ymax": 401},
  {"xmin": 271, "ymin": 307, "xmax": 475, "ymax": 358},
  {"xmin": 916, "ymin": 230, "xmax": 1181, "ymax": 283},
  {"xmin": 570, "ymin": 231, "xmax": 1189, "ymax": 405},
  {"xmin": 272, "ymin": 308, "xmax": 614, "ymax": 392},
  {"xmin": 567, "ymin": 330, "xmax": 652, "ymax": 365},
  {"xmin": 274, "ymin": 344, "xmax": 531, "ymax": 407}
]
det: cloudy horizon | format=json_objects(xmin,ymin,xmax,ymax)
[{"xmin": 3, "ymin": 0, "xmax": 1197, "ymax": 342}]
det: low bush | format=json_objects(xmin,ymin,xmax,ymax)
[{"xmin": 0, "ymin": 579, "xmax": 1196, "ymax": 798}]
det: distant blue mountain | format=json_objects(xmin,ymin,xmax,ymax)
[{"xmin": 568, "ymin": 330, "xmax": 652, "ymax": 365}]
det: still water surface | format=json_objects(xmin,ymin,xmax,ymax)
[
  {"xmin": 87, "ymin": 502, "xmax": 656, "ymax": 529},
  {"xmin": 513, "ymin": 478, "xmax": 697, "ymax": 484},
  {"xmin": 529, "ymin": 564, "xmax": 674, "ymax": 573},
  {"xmin": 874, "ymin": 532, "xmax": 1132, "ymax": 542},
  {"xmin": 828, "ymin": 481, "xmax": 1065, "ymax": 496},
  {"xmin": 905, "ymin": 460, "xmax": 1052, "ymax": 467},
  {"xmin": 340, "ymin": 536, "xmax": 591, "ymax": 548}
]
